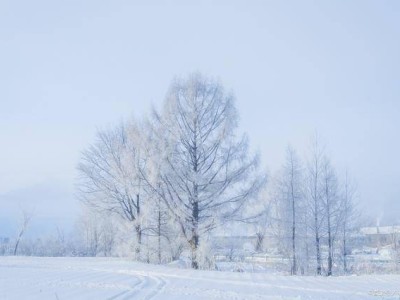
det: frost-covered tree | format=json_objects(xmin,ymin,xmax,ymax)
[
  {"xmin": 305, "ymin": 136, "xmax": 354, "ymax": 276},
  {"xmin": 321, "ymin": 157, "xmax": 341, "ymax": 276},
  {"xmin": 77, "ymin": 210, "xmax": 102, "ymax": 256},
  {"xmin": 305, "ymin": 135, "xmax": 325, "ymax": 275},
  {"xmin": 338, "ymin": 171, "xmax": 359, "ymax": 274},
  {"xmin": 253, "ymin": 206, "xmax": 270, "ymax": 253},
  {"xmin": 13, "ymin": 209, "xmax": 33, "ymax": 256},
  {"xmin": 77, "ymin": 121, "xmax": 149, "ymax": 258},
  {"xmin": 141, "ymin": 194, "xmax": 180, "ymax": 264},
  {"xmin": 148, "ymin": 73, "xmax": 265, "ymax": 269},
  {"xmin": 274, "ymin": 147, "xmax": 305, "ymax": 275}
]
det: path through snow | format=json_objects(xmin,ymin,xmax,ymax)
[{"xmin": 0, "ymin": 257, "xmax": 399, "ymax": 299}]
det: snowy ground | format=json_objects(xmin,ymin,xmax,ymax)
[{"xmin": 0, "ymin": 257, "xmax": 399, "ymax": 300}]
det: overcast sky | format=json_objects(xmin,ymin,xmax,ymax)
[{"xmin": 1, "ymin": 0, "xmax": 399, "ymax": 236}]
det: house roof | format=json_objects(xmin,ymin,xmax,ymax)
[{"xmin": 360, "ymin": 226, "xmax": 400, "ymax": 235}]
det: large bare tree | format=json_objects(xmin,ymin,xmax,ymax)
[
  {"xmin": 148, "ymin": 73, "xmax": 265, "ymax": 269},
  {"xmin": 77, "ymin": 121, "xmax": 148, "ymax": 258}
]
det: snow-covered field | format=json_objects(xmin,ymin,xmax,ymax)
[{"xmin": 0, "ymin": 257, "xmax": 399, "ymax": 300}]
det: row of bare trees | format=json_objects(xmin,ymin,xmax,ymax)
[
  {"xmin": 77, "ymin": 73, "xmax": 363, "ymax": 273},
  {"xmin": 77, "ymin": 73, "xmax": 265, "ymax": 269},
  {"xmin": 270, "ymin": 138, "xmax": 359, "ymax": 276}
]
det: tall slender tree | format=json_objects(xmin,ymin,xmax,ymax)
[
  {"xmin": 274, "ymin": 146, "xmax": 304, "ymax": 275},
  {"xmin": 339, "ymin": 171, "xmax": 358, "ymax": 274},
  {"xmin": 306, "ymin": 135, "xmax": 325, "ymax": 275},
  {"xmin": 321, "ymin": 157, "xmax": 341, "ymax": 276}
]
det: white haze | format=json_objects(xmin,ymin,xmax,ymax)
[{"xmin": 1, "ymin": 0, "xmax": 399, "ymax": 236}]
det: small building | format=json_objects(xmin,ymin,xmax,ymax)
[{"xmin": 360, "ymin": 226, "xmax": 400, "ymax": 250}]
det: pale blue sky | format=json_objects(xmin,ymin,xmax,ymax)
[{"xmin": 1, "ymin": 0, "xmax": 399, "ymax": 236}]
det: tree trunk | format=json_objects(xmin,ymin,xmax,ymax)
[
  {"xmin": 292, "ymin": 219, "xmax": 297, "ymax": 274},
  {"xmin": 191, "ymin": 134, "xmax": 200, "ymax": 269},
  {"xmin": 256, "ymin": 232, "xmax": 264, "ymax": 252},
  {"xmin": 291, "ymin": 176, "xmax": 297, "ymax": 275},
  {"xmin": 313, "ymin": 168, "xmax": 322, "ymax": 275},
  {"xmin": 157, "ymin": 205, "xmax": 162, "ymax": 264},
  {"xmin": 343, "ymin": 228, "xmax": 347, "ymax": 273},
  {"xmin": 326, "ymin": 180, "xmax": 333, "ymax": 276},
  {"xmin": 13, "ymin": 240, "xmax": 20, "ymax": 256},
  {"xmin": 135, "ymin": 194, "xmax": 142, "ymax": 259},
  {"xmin": 135, "ymin": 224, "xmax": 142, "ymax": 256},
  {"xmin": 314, "ymin": 196, "xmax": 322, "ymax": 275},
  {"xmin": 191, "ymin": 200, "xmax": 199, "ymax": 269},
  {"xmin": 327, "ymin": 225, "xmax": 333, "ymax": 276},
  {"xmin": 14, "ymin": 229, "xmax": 25, "ymax": 256},
  {"xmin": 316, "ymin": 234, "xmax": 322, "ymax": 275}
]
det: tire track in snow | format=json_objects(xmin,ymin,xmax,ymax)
[
  {"xmin": 142, "ymin": 276, "xmax": 166, "ymax": 300},
  {"xmin": 106, "ymin": 289, "xmax": 131, "ymax": 300},
  {"xmin": 111, "ymin": 273, "xmax": 166, "ymax": 300},
  {"xmin": 106, "ymin": 275, "xmax": 144, "ymax": 300}
]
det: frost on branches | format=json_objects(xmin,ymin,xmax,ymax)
[{"xmin": 77, "ymin": 73, "xmax": 266, "ymax": 269}]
